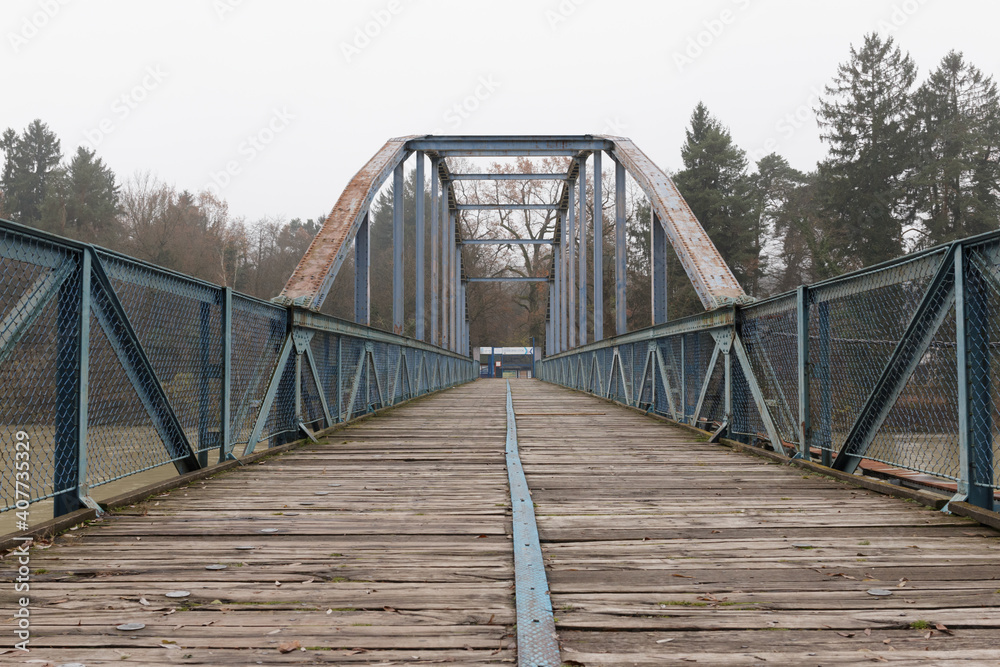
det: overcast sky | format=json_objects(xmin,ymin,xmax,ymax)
[{"xmin": 4, "ymin": 0, "xmax": 999, "ymax": 222}]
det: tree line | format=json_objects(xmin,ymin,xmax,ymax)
[{"xmin": 2, "ymin": 33, "xmax": 998, "ymax": 346}]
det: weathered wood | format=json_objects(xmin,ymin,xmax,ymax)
[
  {"xmin": 2, "ymin": 381, "xmax": 515, "ymax": 664},
  {"xmin": 5, "ymin": 377, "xmax": 1000, "ymax": 665},
  {"xmin": 509, "ymin": 379, "xmax": 1000, "ymax": 664}
]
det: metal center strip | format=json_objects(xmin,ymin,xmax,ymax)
[{"xmin": 504, "ymin": 381, "xmax": 560, "ymax": 666}]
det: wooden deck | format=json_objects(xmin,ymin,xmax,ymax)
[{"xmin": 5, "ymin": 378, "xmax": 1000, "ymax": 665}]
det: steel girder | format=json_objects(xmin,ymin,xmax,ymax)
[{"xmin": 277, "ymin": 135, "xmax": 749, "ymax": 323}]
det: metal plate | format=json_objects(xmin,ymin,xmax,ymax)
[
  {"xmin": 504, "ymin": 381, "xmax": 561, "ymax": 666},
  {"xmin": 116, "ymin": 623, "xmax": 145, "ymax": 631}
]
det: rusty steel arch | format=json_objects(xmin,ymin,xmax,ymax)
[{"xmin": 275, "ymin": 135, "xmax": 752, "ymax": 353}]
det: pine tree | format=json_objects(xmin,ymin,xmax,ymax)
[
  {"xmin": 0, "ymin": 119, "xmax": 62, "ymax": 225},
  {"xmin": 911, "ymin": 50, "xmax": 1000, "ymax": 244},
  {"xmin": 41, "ymin": 147, "xmax": 120, "ymax": 243},
  {"xmin": 816, "ymin": 33, "xmax": 917, "ymax": 268},
  {"xmin": 674, "ymin": 103, "xmax": 759, "ymax": 308}
]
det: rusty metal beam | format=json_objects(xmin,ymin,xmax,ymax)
[
  {"xmin": 598, "ymin": 135, "xmax": 751, "ymax": 310},
  {"xmin": 276, "ymin": 136, "xmax": 417, "ymax": 310}
]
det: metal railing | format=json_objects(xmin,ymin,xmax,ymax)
[
  {"xmin": 0, "ymin": 218, "xmax": 476, "ymax": 519},
  {"xmin": 538, "ymin": 231, "xmax": 1000, "ymax": 509}
]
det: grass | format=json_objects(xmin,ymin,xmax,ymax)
[
  {"xmin": 910, "ymin": 620, "xmax": 931, "ymax": 630},
  {"xmin": 859, "ymin": 540, "xmax": 871, "ymax": 546}
]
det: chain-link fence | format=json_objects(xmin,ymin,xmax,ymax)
[
  {"xmin": 539, "ymin": 233, "xmax": 1000, "ymax": 509},
  {"xmin": 0, "ymin": 219, "xmax": 476, "ymax": 520}
]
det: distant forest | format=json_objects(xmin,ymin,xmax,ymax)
[{"xmin": 2, "ymin": 34, "xmax": 998, "ymax": 346}]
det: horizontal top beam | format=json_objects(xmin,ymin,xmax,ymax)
[
  {"xmin": 456, "ymin": 204, "xmax": 557, "ymax": 210},
  {"xmin": 466, "ymin": 276, "xmax": 550, "ymax": 282},
  {"xmin": 450, "ymin": 173, "xmax": 570, "ymax": 181},
  {"xmin": 462, "ymin": 239, "xmax": 553, "ymax": 245},
  {"xmin": 435, "ymin": 149, "xmax": 583, "ymax": 157},
  {"xmin": 409, "ymin": 137, "xmax": 610, "ymax": 152}
]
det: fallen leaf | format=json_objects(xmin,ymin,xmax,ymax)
[
  {"xmin": 837, "ymin": 632, "xmax": 855, "ymax": 637},
  {"xmin": 267, "ymin": 629, "xmax": 282, "ymax": 635},
  {"xmin": 302, "ymin": 578, "xmax": 314, "ymax": 584},
  {"xmin": 274, "ymin": 580, "xmax": 281, "ymax": 587},
  {"xmin": 278, "ymin": 641, "xmax": 301, "ymax": 653},
  {"xmin": 864, "ymin": 628, "xmax": 872, "ymax": 636},
  {"xmin": 139, "ymin": 597, "xmax": 150, "ymax": 606},
  {"xmin": 883, "ymin": 639, "xmax": 892, "ymax": 644},
  {"xmin": 934, "ymin": 623, "xmax": 953, "ymax": 635},
  {"xmin": 656, "ymin": 638, "xmax": 676, "ymax": 643},
  {"xmin": 671, "ymin": 574, "xmax": 693, "ymax": 578},
  {"xmin": 383, "ymin": 605, "xmax": 398, "ymax": 612}
]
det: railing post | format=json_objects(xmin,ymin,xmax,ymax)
[
  {"xmin": 680, "ymin": 334, "xmax": 686, "ymax": 423},
  {"xmin": 553, "ymin": 231, "xmax": 562, "ymax": 354},
  {"xmin": 816, "ymin": 300, "xmax": 832, "ymax": 466},
  {"xmin": 219, "ymin": 287, "xmax": 232, "ymax": 462},
  {"xmin": 197, "ymin": 301, "xmax": 214, "ymax": 468},
  {"xmin": 796, "ymin": 285, "xmax": 810, "ymax": 460},
  {"xmin": 54, "ymin": 249, "xmax": 90, "ymax": 517},
  {"xmin": 956, "ymin": 244, "xmax": 994, "ymax": 509}
]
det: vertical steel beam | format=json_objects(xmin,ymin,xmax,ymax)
[
  {"xmin": 546, "ymin": 282, "xmax": 554, "ymax": 356},
  {"xmin": 197, "ymin": 301, "xmax": 211, "ymax": 467},
  {"xmin": 451, "ymin": 234, "xmax": 458, "ymax": 352},
  {"xmin": 957, "ymin": 247, "xmax": 994, "ymax": 508},
  {"xmin": 219, "ymin": 287, "xmax": 232, "ymax": 462},
  {"xmin": 559, "ymin": 212, "xmax": 568, "ymax": 351},
  {"xmin": 554, "ymin": 222, "xmax": 563, "ymax": 353},
  {"xmin": 817, "ymin": 301, "xmax": 832, "ymax": 466},
  {"xmin": 430, "ymin": 160, "xmax": 440, "ymax": 345},
  {"xmin": 567, "ymin": 182, "xmax": 576, "ymax": 348},
  {"xmin": 796, "ymin": 285, "xmax": 810, "ymax": 459},
  {"xmin": 680, "ymin": 334, "xmax": 686, "ymax": 421},
  {"xmin": 578, "ymin": 156, "xmax": 588, "ymax": 344},
  {"xmin": 441, "ymin": 198, "xmax": 450, "ymax": 349},
  {"xmin": 593, "ymin": 151, "xmax": 604, "ymax": 341},
  {"xmin": 74, "ymin": 250, "xmax": 92, "ymax": 508},
  {"xmin": 392, "ymin": 162, "xmax": 404, "ymax": 335},
  {"xmin": 414, "ymin": 151, "xmax": 425, "ymax": 341},
  {"xmin": 652, "ymin": 211, "xmax": 668, "ymax": 325},
  {"xmin": 615, "ymin": 158, "xmax": 627, "ymax": 336},
  {"xmin": 354, "ymin": 211, "xmax": 370, "ymax": 325}
]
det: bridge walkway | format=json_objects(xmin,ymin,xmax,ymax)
[{"xmin": 6, "ymin": 379, "xmax": 1000, "ymax": 665}]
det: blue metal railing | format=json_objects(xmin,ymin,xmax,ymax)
[
  {"xmin": 0, "ymin": 218, "xmax": 476, "ymax": 519},
  {"xmin": 538, "ymin": 231, "xmax": 1000, "ymax": 510}
]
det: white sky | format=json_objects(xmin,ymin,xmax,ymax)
[{"xmin": 3, "ymin": 0, "xmax": 998, "ymax": 222}]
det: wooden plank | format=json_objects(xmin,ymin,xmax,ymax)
[
  {"xmin": 509, "ymin": 378, "xmax": 1000, "ymax": 664},
  {"xmin": 5, "ymin": 381, "xmax": 516, "ymax": 664}
]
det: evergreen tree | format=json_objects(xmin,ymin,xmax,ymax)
[
  {"xmin": 41, "ymin": 147, "xmax": 120, "ymax": 243},
  {"xmin": 816, "ymin": 33, "xmax": 917, "ymax": 268},
  {"xmin": 0, "ymin": 119, "xmax": 62, "ymax": 225},
  {"xmin": 674, "ymin": 103, "xmax": 759, "ymax": 309},
  {"xmin": 910, "ymin": 50, "xmax": 1000, "ymax": 244}
]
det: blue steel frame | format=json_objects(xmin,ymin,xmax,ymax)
[
  {"xmin": 0, "ymin": 218, "xmax": 476, "ymax": 519},
  {"xmin": 538, "ymin": 232, "xmax": 1000, "ymax": 510}
]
